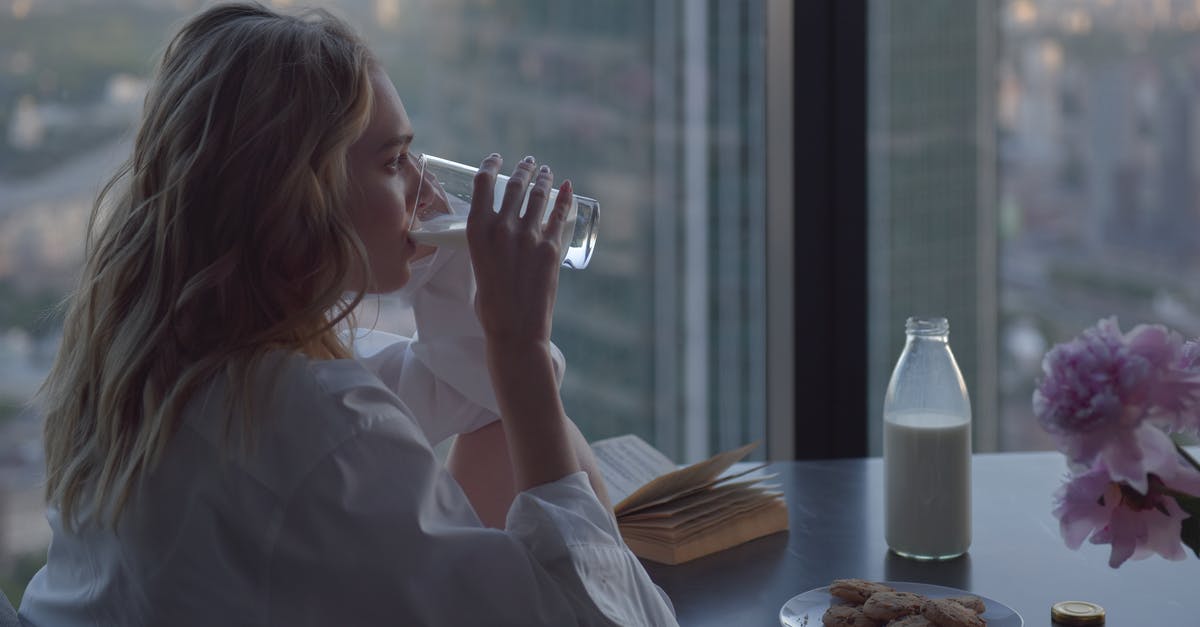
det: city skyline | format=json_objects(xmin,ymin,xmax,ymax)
[
  {"xmin": 5, "ymin": 0, "xmax": 1200, "ymax": 598},
  {"xmin": 0, "ymin": 1, "xmax": 771, "ymax": 591}
]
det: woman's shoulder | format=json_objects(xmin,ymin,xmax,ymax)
[{"xmin": 179, "ymin": 350, "xmax": 424, "ymax": 493}]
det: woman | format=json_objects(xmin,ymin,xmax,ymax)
[{"xmin": 18, "ymin": 3, "xmax": 677, "ymax": 626}]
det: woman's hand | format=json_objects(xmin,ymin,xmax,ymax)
[
  {"xmin": 467, "ymin": 154, "xmax": 573, "ymax": 348},
  {"xmin": 465, "ymin": 153, "xmax": 581, "ymax": 492}
]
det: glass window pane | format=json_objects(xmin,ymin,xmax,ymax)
[
  {"xmin": 996, "ymin": 0, "xmax": 1200, "ymax": 450},
  {"xmin": 870, "ymin": 0, "xmax": 1200, "ymax": 454},
  {"xmin": 0, "ymin": 0, "xmax": 768, "ymax": 599},
  {"xmin": 356, "ymin": 0, "xmax": 768, "ymax": 462},
  {"xmin": 867, "ymin": 0, "xmax": 998, "ymax": 455}
]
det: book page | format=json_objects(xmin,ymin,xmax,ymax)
[
  {"xmin": 619, "ymin": 487, "xmax": 782, "ymax": 530},
  {"xmin": 618, "ymin": 474, "xmax": 779, "ymax": 522},
  {"xmin": 668, "ymin": 498, "xmax": 787, "ymax": 542},
  {"xmin": 621, "ymin": 500, "xmax": 789, "ymax": 565},
  {"xmin": 613, "ymin": 442, "xmax": 759, "ymax": 514},
  {"xmin": 617, "ymin": 461, "xmax": 770, "ymax": 517},
  {"xmin": 590, "ymin": 434, "xmax": 678, "ymax": 507},
  {"xmin": 622, "ymin": 496, "xmax": 786, "ymax": 543}
]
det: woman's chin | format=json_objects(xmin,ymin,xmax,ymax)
[
  {"xmin": 368, "ymin": 274, "xmax": 410, "ymax": 295},
  {"xmin": 385, "ymin": 266, "xmax": 414, "ymax": 293},
  {"xmin": 411, "ymin": 243, "xmax": 438, "ymax": 260}
]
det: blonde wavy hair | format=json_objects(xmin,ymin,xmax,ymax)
[{"xmin": 39, "ymin": 2, "xmax": 376, "ymax": 528}]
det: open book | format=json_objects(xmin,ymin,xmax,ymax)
[{"xmin": 590, "ymin": 434, "xmax": 788, "ymax": 565}]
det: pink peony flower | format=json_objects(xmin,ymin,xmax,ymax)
[
  {"xmin": 1167, "ymin": 340, "xmax": 1200, "ymax": 434},
  {"xmin": 1034, "ymin": 318, "xmax": 1200, "ymax": 478},
  {"xmin": 1054, "ymin": 452, "xmax": 1200, "ymax": 568},
  {"xmin": 1178, "ymin": 340, "xmax": 1200, "ymax": 371},
  {"xmin": 1090, "ymin": 422, "xmax": 1179, "ymax": 494},
  {"xmin": 1039, "ymin": 319, "xmax": 1200, "ymax": 569}
]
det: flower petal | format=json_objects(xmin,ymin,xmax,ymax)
[
  {"xmin": 1054, "ymin": 469, "xmax": 1117, "ymax": 549},
  {"xmin": 1099, "ymin": 434, "xmax": 1151, "ymax": 493},
  {"xmin": 1104, "ymin": 507, "xmax": 1144, "ymax": 568},
  {"xmin": 1125, "ymin": 324, "xmax": 1180, "ymax": 370},
  {"xmin": 1143, "ymin": 499, "xmax": 1187, "ymax": 562}
]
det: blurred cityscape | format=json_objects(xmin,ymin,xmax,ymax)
[
  {"xmin": 867, "ymin": 0, "xmax": 1200, "ymax": 455},
  {"xmin": 867, "ymin": 0, "xmax": 997, "ymax": 454},
  {"xmin": 996, "ymin": 0, "xmax": 1200, "ymax": 450},
  {"xmin": 4, "ymin": 0, "xmax": 1200, "ymax": 605},
  {"xmin": 0, "ymin": 0, "xmax": 769, "ymax": 600}
]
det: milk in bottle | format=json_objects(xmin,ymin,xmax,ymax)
[{"xmin": 883, "ymin": 317, "xmax": 972, "ymax": 560}]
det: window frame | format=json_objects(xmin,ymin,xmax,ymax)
[{"xmin": 771, "ymin": 0, "xmax": 869, "ymax": 460}]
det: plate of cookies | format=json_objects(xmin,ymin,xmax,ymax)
[{"xmin": 779, "ymin": 578, "xmax": 1022, "ymax": 626}]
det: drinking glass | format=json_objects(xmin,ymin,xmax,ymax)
[{"xmin": 408, "ymin": 154, "xmax": 599, "ymax": 270}]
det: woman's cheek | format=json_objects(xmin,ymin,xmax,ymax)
[
  {"xmin": 392, "ymin": 178, "xmax": 411, "ymax": 225},
  {"xmin": 361, "ymin": 182, "xmax": 399, "ymax": 226}
]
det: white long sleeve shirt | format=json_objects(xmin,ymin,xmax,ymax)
[
  {"xmin": 19, "ymin": 348, "xmax": 677, "ymax": 626},
  {"xmin": 19, "ymin": 246, "xmax": 678, "ymax": 626}
]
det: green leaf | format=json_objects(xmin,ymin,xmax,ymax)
[{"xmin": 1175, "ymin": 494, "xmax": 1200, "ymax": 559}]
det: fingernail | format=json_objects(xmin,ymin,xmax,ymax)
[
  {"xmin": 538, "ymin": 165, "xmax": 550, "ymax": 174},
  {"xmin": 522, "ymin": 155, "xmax": 535, "ymax": 164},
  {"xmin": 488, "ymin": 152, "xmax": 500, "ymax": 159}
]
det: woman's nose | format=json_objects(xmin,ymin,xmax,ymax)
[
  {"xmin": 402, "ymin": 157, "xmax": 424, "ymax": 204},
  {"xmin": 403, "ymin": 155, "xmax": 422, "ymax": 188},
  {"xmin": 400, "ymin": 155, "xmax": 427, "ymax": 230},
  {"xmin": 409, "ymin": 166, "xmax": 443, "ymax": 221}
]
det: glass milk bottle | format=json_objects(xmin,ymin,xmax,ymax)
[{"xmin": 883, "ymin": 317, "xmax": 972, "ymax": 560}]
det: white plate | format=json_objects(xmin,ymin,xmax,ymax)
[{"xmin": 779, "ymin": 581, "xmax": 1023, "ymax": 626}]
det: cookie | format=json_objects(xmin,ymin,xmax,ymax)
[
  {"xmin": 863, "ymin": 591, "xmax": 926, "ymax": 621},
  {"xmin": 829, "ymin": 578, "xmax": 895, "ymax": 604},
  {"xmin": 821, "ymin": 605, "xmax": 879, "ymax": 627},
  {"xmin": 946, "ymin": 595, "xmax": 985, "ymax": 614},
  {"xmin": 886, "ymin": 616, "xmax": 935, "ymax": 626},
  {"xmin": 921, "ymin": 598, "xmax": 986, "ymax": 627}
]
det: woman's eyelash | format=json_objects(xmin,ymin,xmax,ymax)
[{"xmin": 389, "ymin": 154, "xmax": 408, "ymax": 168}]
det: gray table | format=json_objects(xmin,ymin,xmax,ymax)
[{"xmin": 643, "ymin": 452, "xmax": 1200, "ymax": 626}]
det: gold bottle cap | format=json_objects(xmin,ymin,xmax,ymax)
[{"xmin": 1051, "ymin": 601, "xmax": 1106, "ymax": 625}]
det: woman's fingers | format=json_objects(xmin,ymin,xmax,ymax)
[
  {"xmin": 498, "ymin": 155, "xmax": 536, "ymax": 222},
  {"xmin": 541, "ymin": 179, "xmax": 573, "ymax": 245},
  {"xmin": 468, "ymin": 153, "xmax": 569, "ymax": 263},
  {"xmin": 466, "ymin": 154, "xmax": 572, "ymax": 347},
  {"xmin": 521, "ymin": 165, "xmax": 553, "ymax": 227},
  {"xmin": 469, "ymin": 153, "xmax": 502, "ymax": 227}
]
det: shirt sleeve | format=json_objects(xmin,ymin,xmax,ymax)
[
  {"xmin": 352, "ymin": 332, "xmax": 498, "ymax": 445},
  {"xmin": 263, "ymin": 416, "xmax": 678, "ymax": 627},
  {"xmin": 350, "ymin": 242, "xmax": 565, "ymax": 444}
]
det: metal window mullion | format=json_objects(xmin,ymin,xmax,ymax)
[
  {"xmin": 765, "ymin": 0, "xmax": 795, "ymax": 461},
  {"xmin": 716, "ymin": 0, "xmax": 744, "ymax": 454},
  {"xmin": 866, "ymin": 0, "xmax": 893, "ymax": 455},
  {"xmin": 746, "ymin": 0, "xmax": 768, "ymax": 454},
  {"xmin": 653, "ymin": 0, "xmax": 682, "ymax": 461},
  {"xmin": 682, "ymin": 0, "xmax": 711, "ymax": 463},
  {"xmin": 974, "ymin": 0, "xmax": 999, "ymax": 451}
]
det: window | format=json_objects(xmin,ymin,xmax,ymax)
[
  {"xmin": 867, "ymin": 0, "xmax": 997, "ymax": 454},
  {"xmin": 370, "ymin": 0, "xmax": 770, "ymax": 464},
  {"xmin": 868, "ymin": 0, "xmax": 1200, "ymax": 454},
  {"xmin": 0, "ymin": 0, "xmax": 770, "ymax": 600}
]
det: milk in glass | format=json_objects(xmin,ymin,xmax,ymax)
[
  {"xmin": 410, "ymin": 210, "xmax": 578, "ymax": 251},
  {"xmin": 409, "ymin": 165, "xmax": 592, "ymax": 269},
  {"xmin": 883, "ymin": 317, "xmax": 972, "ymax": 560}
]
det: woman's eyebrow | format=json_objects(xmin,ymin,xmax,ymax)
[{"xmin": 377, "ymin": 133, "xmax": 414, "ymax": 153}]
